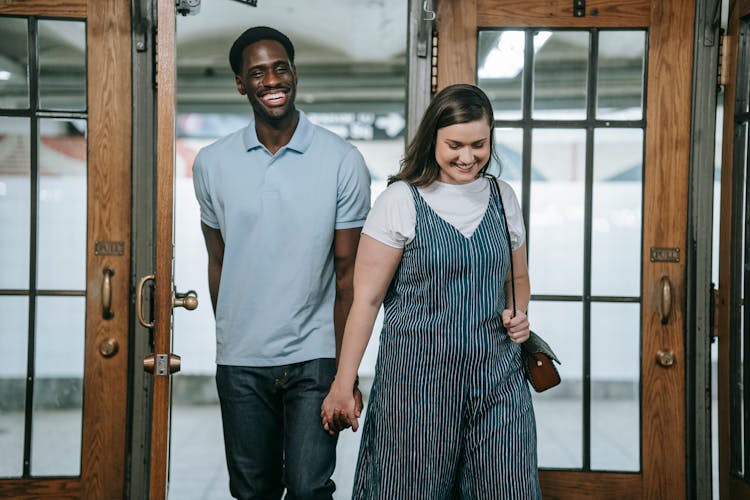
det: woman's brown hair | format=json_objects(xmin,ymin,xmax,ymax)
[{"xmin": 390, "ymin": 83, "xmax": 498, "ymax": 186}]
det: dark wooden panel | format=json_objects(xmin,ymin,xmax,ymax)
[
  {"xmin": 0, "ymin": 479, "xmax": 81, "ymax": 498},
  {"xmin": 436, "ymin": 0, "xmax": 477, "ymax": 89},
  {"xmin": 149, "ymin": 0, "xmax": 177, "ymax": 498},
  {"xmin": 0, "ymin": 0, "xmax": 85, "ymax": 18},
  {"xmin": 477, "ymin": 0, "xmax": 650, "ymax": 28},
  {"xmin": 80, "ymin": 0, "xmax": 131, "ymax": 498},
  {"xmin": 640, "ymin": 0, "xmax": 694, "ymax": 497},
  {"xmin": 539, "ymin": 471, "xmax": 641, "ymax": 499}
]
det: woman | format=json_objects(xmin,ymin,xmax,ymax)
[{"xmin": 321, "ymin": 84, "xmax": 541, "ymax": 498}]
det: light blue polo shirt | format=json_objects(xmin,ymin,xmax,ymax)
[{"xmin": 192, "ymin": 110, "xmax": 371, "ymax": 366}]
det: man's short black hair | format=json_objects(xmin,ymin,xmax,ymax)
[{"xmin": 229, "ymin": 26, "xmax": 295, "ymax": 76}]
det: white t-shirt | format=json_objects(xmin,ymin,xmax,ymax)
[{"xmin": 363, "ymin": 177, "xmax": 525, "ymax": 250}]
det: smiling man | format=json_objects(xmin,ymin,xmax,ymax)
[{"xmin": 192, "ymin": 26, "xmax": 371, "ymax": 500}]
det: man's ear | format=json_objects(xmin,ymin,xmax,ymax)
[{"xmin": 235, "ymin": 75, "xmax": 246, "ymax": 95}]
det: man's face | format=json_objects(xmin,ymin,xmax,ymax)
[{"xmin": 235, "ymin": 39, "xmax": 297, "ymax": 123}]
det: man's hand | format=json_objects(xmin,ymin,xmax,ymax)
[{"xmin": 321, "ymin": 382, "xmax": 363, "ymax": 435}]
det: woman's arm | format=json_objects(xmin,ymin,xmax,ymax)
[
  {"xmin": 321, "ymin": 234, "xmax": 403, "ymax": 434},
  {"xmin": 503, "ymin": 242, "xmax": 531, "ymax": 344}
]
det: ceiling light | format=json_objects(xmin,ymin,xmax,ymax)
[{"xmin": 478, "ymin": 31, "xmax": 551, "ymax": 79}]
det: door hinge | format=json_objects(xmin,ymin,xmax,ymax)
[
  {"xmin": 717, "ymin": 34, "xmax": 735, "ymax": 87},
  {"xmin": 710, "ymin": 283, "xmax": 719, "ymax": 340}
]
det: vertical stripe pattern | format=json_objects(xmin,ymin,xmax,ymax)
[{"xmin": 352, "ymin": 178, "xmax": 541, "ymax": 499}]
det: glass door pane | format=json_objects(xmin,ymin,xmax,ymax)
[
  {"xmin": 478, "ymin": 28, "xmax": 647, "ymax": 472},
  {"xmin": 0, "ymin": 16, "xmax": 87, "ymax": 479}
]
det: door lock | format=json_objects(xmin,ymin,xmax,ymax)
[
  {"xmin": 656, "ymin": 349, "xmax": 676, "ymax": 368},
  {"xmin": 144, "ymin": 353, "xmax": 182, "ymax": 375}
]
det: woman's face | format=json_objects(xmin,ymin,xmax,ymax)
[{"xmin": 434, "ymin": 118, "xmax": 491, "ymax": 185}]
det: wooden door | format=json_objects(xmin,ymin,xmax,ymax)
[
  {"xmin": 146, "ymin": 0, "xmax": 180, "ymax": 497},
  {"xmin": 0, "ymin": 0, "xmax": 132, "ymax": 498},
  {"xmin": 717, "ymin": 1, "xmax": 750, "ymax": 499},
  {"xmin": 436, "ymin": 0, "xmax": 692, "ymax": 497}
]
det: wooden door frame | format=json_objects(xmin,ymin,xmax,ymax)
[
  {"xmin": 718, "ymin": 1, "xmax": 750, "ymax": 498},
  {"xmin": 147, "ymin": 0, "xmax": 177, "ymax": 497},
  {"xmin": 0, "ymin": 0, "xmax": 132, "ymax": 498},
  {"xmin": 434, "ymin": 0, "xmax": 693, "ymax": 497}
]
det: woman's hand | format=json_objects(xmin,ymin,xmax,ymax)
[
  {"xmin": 320, "ymin": 379, "xmax": 361, "ymax": 435},
  {"xmin": 502, "ymin": 309, "xmax": 530, "ymax": 344}
]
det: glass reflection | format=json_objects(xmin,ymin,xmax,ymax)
[
  {"xmin": 38, "ymin": 20, "xmax": 86, "ymax": 111},
  {"xmin": 590, "ymin": 302, "xmax": 640, "ymax": 471},
  {"xmin": 529, "ymin": 300, "xmax": 583, "ymax": 468},
  {"xmin": 37, "ymin": 119, "xmax": 87, "ymax": 291},
  {"xmin": 591, "ymin": 128, "xmax": 643, "ymax": 297},
  {"xmin": 0, "ymin": 17, "xmax": 29, "ymax": 109},
  {"xmin": 529, "ymin": 128, "xmax": 585, "ymax": 295},
  {"xmin": 0, "ymin": 296, "xmax": 29, "ymax": 478},
  {"xmin": 477, "ymin": 31, "xmax": 524, "ymax": 120},
  {"xmin": 533, "ymin": 31, "xmax": 588, "ymax": 120},
  {"xmin": 31, "ymin": 296, "xmax": 84, "ymax": 476},
  {"xmin": 0, "ymin": 116, "xmax": 31, "ymax": 289},
  {"xmin": 597, "ymin": 31, "xmax": 646, "ymax": 120}
]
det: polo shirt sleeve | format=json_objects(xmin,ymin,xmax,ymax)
[
  {"xmin": 335, "ymin": 146, "xmax": 372, "ymax": 230},
  {"xmin": 192, "ymin": 150, "xmax": 220, "ymax": 229}
]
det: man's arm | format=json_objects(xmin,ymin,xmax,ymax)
[
  {"xmin": 333, "ymin": 226, "xmax": 362, "ymax": 362},
  {"xmin": 200, "ymin": 223, "xmax": 225, "ymax": 315}
]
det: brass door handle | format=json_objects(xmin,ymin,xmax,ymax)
[
  {"xmin": 659, "ymin": 275, "xmax": 672, "ymax": 325},
  {"xmin": 173, "ymin": 289, "xmax": 198, "ymax": 311},
  {"xmin": 136, "ymin": 274, "xmax": 155, "ymax": 328},
  {"xmin": 102, "ymin": 267, "xmax": 115, "ymax": 319}
]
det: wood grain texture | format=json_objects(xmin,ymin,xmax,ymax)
[
  {"xmin": 80, "ymin": 0, "xmax": 132, "ymax": 498},
  {"xmin": 539, "ymin": 472, "xmax": 641, "ymax": 499},
  {"xmin": 640, "ymin": 0, "xmax": 694, "ymax": 498},
  {"xmin": 477, "ymin": 0, "xmax": 650, "ymax": 28},
  {"xmin": 0, "ymin": 0, "xmax": 85, "ymax": 17},
  {"xmin": 741, "ymin": 0, "xmax": 750, "ymax": 17},
  {"xmin": 149, "ymin": 0, "xmax": 177, "ymax": 498},
  {"xmin": 0, "ymin": 479, "xmax": 80, "ymax": 498},
  {"xmin": 436, "ymin": 0, "xmax": 477, "ymax": 89}
]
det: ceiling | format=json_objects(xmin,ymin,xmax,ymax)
[
  {"xmin": 175, "ymin": 0, "xmax": 408, "ymax": 113},
  {"xmin": 0, "ymin": 2, "xmax": 650, "ymax": 118}
]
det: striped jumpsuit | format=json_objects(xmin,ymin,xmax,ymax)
[{"xmin": 352, "ymin": 179, "xmax": 541, "ymax": 499}]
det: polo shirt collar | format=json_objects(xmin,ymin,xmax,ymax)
[{"xmin": 242, "ymin": 109, "xmax": 314, "ymax": 154}]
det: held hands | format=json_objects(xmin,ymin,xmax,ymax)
[
  {"xmin": 320, "ymin": 379, "xmax": 363, "ymax": 436},
  {"xmin": 502, "ymin": 309, "xmax": 530, "ymax": 344}
]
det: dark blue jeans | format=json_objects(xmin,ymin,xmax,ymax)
[{"xmin": 216, "ymin": 359, "xmax": 338, "ymax": 500}]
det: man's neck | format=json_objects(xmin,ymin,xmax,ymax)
[{"xmin": 255, "ymin": 109, "xmax": 300, "ymax": 155}]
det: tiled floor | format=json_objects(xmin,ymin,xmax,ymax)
[
  {"xmin": 0, "ymin": 397, "xmax": 720, "ymax": 499},
  {"xmin": 166, "ymin": 397, "xmax": 642, "ymax": 500}
]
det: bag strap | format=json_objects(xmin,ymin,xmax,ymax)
[{"xmin": 487, "ymin": 174, "xmax": 517, "ymax": 319}]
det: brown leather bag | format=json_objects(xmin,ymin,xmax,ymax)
[{"xmin": 521, "ymin": 331, "xmax": 561, "ymax": 392}]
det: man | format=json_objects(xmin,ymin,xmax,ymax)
[{"xmin": 192, "ymin": 26, "xmax": 371, "ymax": 499}]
